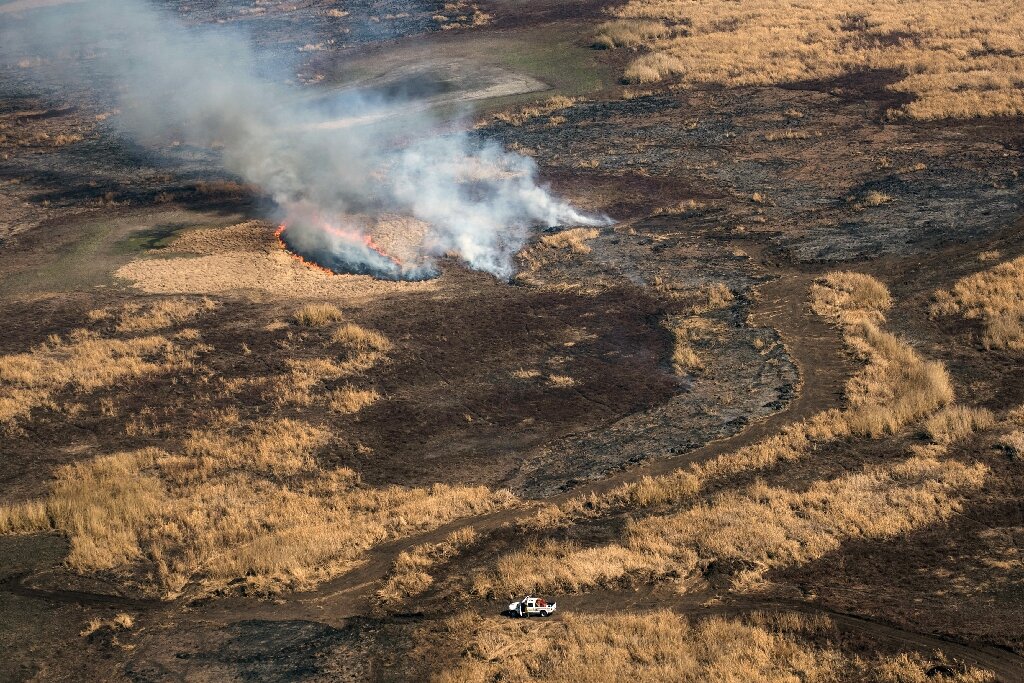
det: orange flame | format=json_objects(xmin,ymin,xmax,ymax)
[{"xmin": 275, "ymin": 216, "xmax": 405, "ymax": 276}]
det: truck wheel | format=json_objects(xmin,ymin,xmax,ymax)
[{"xmin": 542, "ymin": 611, "xmax": 551, "ymax": 617}]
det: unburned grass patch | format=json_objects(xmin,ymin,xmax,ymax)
[
  {"xmin": 931, "ymin": 254, "xmax": 1024, "ymax": 350},
  {"xmin": 424, "ymin": 610, "xmax": 993, "ymax": 682},
  {"xmin": 539, "ymin": 228, "xmax": 600, "ymax": 255},
  {"xmin": 331, "ymin": 322, "xmax": 392, "ymax": 352},
  {"xmin": 88, "ymin": 297, "xmax": 217, "ymax": 334},
  {"xmin": 328, "ymin": 386, "xmax": 380, "ymax": 414},
  {"xmin": 480, "ymin": 274, "xmax": 964, "ymax": 596},
  {"xmin": 491, "ymin": 96, "xmax": 579, "ymax": 127},
  {"xmin": 480, "ymin": 455, "xmax": 985, "ymax": 596},
  {"xmin": 603, "ymin": 0, "xmax": 1024, "ymax": 119},
  {"xmin": 0, "ymin": 418, "xmax": 516, "ymax": 598},
  {"xmin": 377, "ymin": 528, "xmax": 477, "ymax": 609},
  {"xmin": 294, "ymin": 303, "xmax": 344, "ymax": 327},
  {"xmin": 0, "ymin": 328, "xmax": 203, "ymax": 426}
]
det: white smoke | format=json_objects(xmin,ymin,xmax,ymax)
[{"xmin": 1, "ymin": 0, "xmax": 609, "ymax": 279}]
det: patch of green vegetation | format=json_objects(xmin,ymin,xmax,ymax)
[
  {"xmin": 113, "ymin": 222, "xmax": 190, "ymax": 255},
  {"xmin": 0, "ymin": 210, "xmax": 239, "ymax": 294},
  {"xmin": 491, "ymin": 28, "xmax": 612, "ymax": 97}
]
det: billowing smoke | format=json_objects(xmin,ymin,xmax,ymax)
[{"xmin": 1, "ymin": 0, "xmax": 608, "ymax": 279}]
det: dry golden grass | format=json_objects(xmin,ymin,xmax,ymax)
[
  {"xmin": 764, "ymin": 129, "xmax": 810, "ymax": 142},
  {"xmin": 603, "ymin": 0, "xmax": 1024, "ymax": 119},
  {"xmin": 433, "ymin": 611, "xmax": 839, "ymax": 682},
  {"xmin": 492, "ymin": 96, "xmax": 579, "ymax": 126},
  {"xmin": 115, "ymin": 222, "xmax": 438, "ymax": 299},
  {"xmin": 432, "ymin": 1, "xmax": 491, "ymax": 29},
  {"xmin": 482, "ymin": 455, "xmax": 985, "ymax": 596},
  {"xmin": 539, "ymin": 228, "xmax": 600, "ymax": 254},
  {"xmin": 922, "ymin": 405, "xmax": 995, "ymax": 445},
  {"xmin": 932, "ymin": 255, "xmax": 1024, "ymax": 350},
  {"xmin": 0, "ymin": 418, "xmax": 516, "ymax": 598},
  {"xmin": 810, "ymin": 271, "xmax": 892, "ymax": 324},
  {"xmin": 978, "ymin": 250, "xmax": 1003, "ymax": 263},
  {"xmin": 0, "ymin": 329, "xmax": 202, "ymax": 425},
  {"xmin": 693, "ymin": 281, "xmax": 734, "ymax": 313},
  {"xmin": 996, "ymin": 430, "xmax": 1024, "ymax": 459},
  {"xmin": 592, "ymin": 19, "xmax": 670, "ymax": 49},
  {"xmin": 331, "ymin": 322, "xmax": 392, "ymax": 352},
  {"xmin": 666, "ymin": 317, "xmax": 708, "ymax": 374},
  {"xmin": 428, "ymin": 610, "xmax": 992, "ymax": 683},
  {"xmin": 80, "ymin": 613, "xmax": 135, "ymax": 637},
  {"xmin": 88, "ymin": 297, "xmax": 217, "ymax": 333},
  {"xmin": 377, "ymin": 528, "xmax": 477, "ymax": 608},
  {"xmin": 267, "ymin": 321, "xmax": 391, "ymax": 408},
  {"xmin": 294, "ymin": 303, "xmax": 344, "ymax": 327},
  {"xmin": 328, "ymin": 386, "xmax": 380, "ymax": 414},
  {"xmin": 872, "ymin": 653, "xmax": 994, "ymax": 683},
  {"xmin": 863, "ymin": 190, "xmax": 894, "ymax": 207}
]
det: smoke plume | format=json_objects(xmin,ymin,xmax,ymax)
[{"xmin": 1, "ymin": 0, "xmax": 608, "ymax": 279}]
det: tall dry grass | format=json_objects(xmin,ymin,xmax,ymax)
[
  {"xmin": 271, "ymin": 321, "xmax": 391, "ymax": 408},
  {"xmin": 666, "ymin": 316, "xmax": 715, "ymax": 374},
  {"xmin": 0, "ymin": 329, "xmax": 202, "ymax": 425},
  {"xmin": 429, "ymin": 610, "xmax": 993, "ymax": 683},
  {"xmin": 476, "ymin": 273, "xmax": 969, "ymax": 596},
  {"xmin": 600, "ymin": 0, "xmax": 1024, "ymax": 119},
  {"xmin": 492, "ymin": 96, "xmax": 579, "ymax": 126},
  {"xmin": 377, "ymin": 528, "xmax": 478, "ymax": 608},
  {"xmin": 294, "ymin": 303, "xmax": 344, "ymax": 327},
  {"xmin": 922, "ymin": 405, "xmax": 995, "ymax": 445},
  {"xmin": 482, "ymin": 455, "xmax": 985, "ymax": 596},
  {"xmin": 0, "ymin": 419, "xmax": 516, "ymax": 598},
  {"xmin": 932, "ymin": 255, "xmax": 1024, "ymax": 350}
]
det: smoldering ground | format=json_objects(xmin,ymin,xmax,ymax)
[{"xmin": 0, "ymin": 0, "xmax": 607, "ymax": 278}]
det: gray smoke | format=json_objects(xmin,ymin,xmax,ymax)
[{"xmin": 1, "ymin": 0, "xmax": 608, "ymax": 279}]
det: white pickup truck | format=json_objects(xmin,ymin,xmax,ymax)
[{"xmin": 508, "ymin": 595, "xmax": 556, "ymax": 618}]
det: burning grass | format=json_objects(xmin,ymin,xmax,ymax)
[
  {"xmin": 0, "ymin": 418, "xmax": 516, "ymax": 598},
  {"xmin": 115, "ymin": 222, "xmax": 439, "ymax": 298},
  {"xmin": 931, "ymin": 254, "xmax": 1024, "ymax": 350},
  {"xmin": 601, "ymin": 0, "xmax": 1024, "ymax": 119},
  {"xmin": 425, "ymin": 610, "xmax": 993, "ymax": 682}
]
